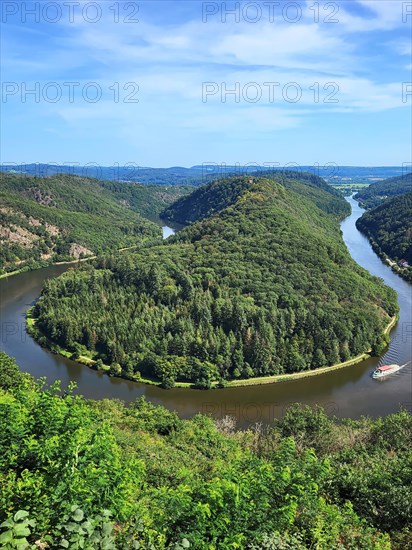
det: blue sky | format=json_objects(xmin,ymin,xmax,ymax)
[{"xmin": 1, "ymin": 0, "xmax": 411, "ymax": 167}]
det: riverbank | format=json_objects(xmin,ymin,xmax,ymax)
[
  {"xmin": 26, "ymin": 307, "xmax": 191, "ymax": 387},
  {"xmin": 225, "ymin": 314, "xmax": 398, "ymax": 387},
  {"xmin": 358, "ymin": 234, "xmax": 411, "ymax": 284},
  {"xmin": 26, "ymin": 306, "xmax": 398, "ymax": 390},
  {"xmin": 0, "ymin": 232, "xmax": 169, "ymax": 280},
  {"xmin": 355, "ymin": 208, "xmax": 411, "ymax": 284},
  {"xmin": 0, "ymin": 257, "xmax": 93, "ymax": 280},
  {"xmin": 0, "ymin": 243, "xmax": 152, "ymax": 281},
  {"xmin": 0, "ymin": 267, "xmax": 30, "ymax": 280}
]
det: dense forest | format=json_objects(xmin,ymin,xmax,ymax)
[
  {"xmin": 0, "ymin": 173, "xmax": 188, "ymax": 274},
  {"xmin": 1, "ymin": 352, "xmax": 411, "ymax": 549},
  {"xmin": 356, "ymin": 192, "xmax": 412, "ymax": 282},
  {"xmin": 32, "ymin": 174, "xmax": 398, "ymax": 387},
  {"xmin": 355, "ymin": 173, "xmax": 412, "ymax": 209}
]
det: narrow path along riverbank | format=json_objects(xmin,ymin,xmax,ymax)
[{"xmin": 225, "ymin": 312, "xmax": 399, "ymax": 388}]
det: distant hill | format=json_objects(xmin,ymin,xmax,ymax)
[
  {"xmin": 1, "ymin": 163, "xmax": 219, "ymax": 186},
  {"xmin": 1, "ymin": 163, "xmax": 406, "ymax": 186},
  {"xmin": 34, "ymin": 174, "xmax": 397, "ymax": 387},
  {"xmin": 355, "ymin": 173, "xmax": 412, "ymax": 208},
  {"xmin": 0, "ymin": 173, "xmax": 188, "ymax": 274},
  {"xmin": 356, "ymin": 192, "xmax": 412, "ymax": 282}
]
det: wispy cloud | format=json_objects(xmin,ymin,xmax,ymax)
[{"xmin": 2, "ymin": 0, "xmax": 411, "ymax": 165}]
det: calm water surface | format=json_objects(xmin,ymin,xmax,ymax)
[
  {"xmin": 1, "ymin": 207, "xmax": 411, "ymax": 427},
  {"xmin": 162, "ymin": 225, "xmax": 176, "ymax": 239}
]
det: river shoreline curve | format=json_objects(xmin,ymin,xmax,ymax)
[
  {"xmin": 26, "ymin": 305, "xmax": 399, "ymax": 389},
  {"xmin": 0, "ymin": 245, "xmax": 149, "ymax": 281},
  {"xmin": 2, "ymin": 196, "xmax": 411, "ymax": 424},
  {"xmin": 0, "ymin": 256, "xmax": 95, "ymax": 281}
]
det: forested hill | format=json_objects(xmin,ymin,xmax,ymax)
[
  {"xmin": 257, "ymin": 170, "xmax": 348, "ymax": 215},
  {"xmin": 356, "ymin": 192, "xmax": 412, "ymax": 282},
  {"xmin": 355, "ymin": 173, "xmax": 412, "ymax": 209},
  {"xmin": 0, "ymin": 173, "xmax": 188, "ymax": 274},
  {"xmin": 163, "ymin": 171, "xmax": 349, "ymax": 224},
  {"xmin": 162, "ymin": 176, "xmax": 252, "ymax": 224},
  {"xmin": 34, "ymin": 175, "xmax": 398, "ymax": 387}
]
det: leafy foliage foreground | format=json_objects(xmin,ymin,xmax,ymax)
[{"xmin": 1, "ymin": 353, "xmax": 411, "ymax": 549}]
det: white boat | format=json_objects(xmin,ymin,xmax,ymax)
[{"xmin": 372, "ymin": 363, "xmax": 408, "ymax": 379}]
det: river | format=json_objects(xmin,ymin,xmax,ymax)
[
  {"xmin": 162, "ymin": 225, "xmax": 176, "ymax": 239},
  {"xmin": 1, "ymin": 198, "xmax": 411, "ymax": 427}
]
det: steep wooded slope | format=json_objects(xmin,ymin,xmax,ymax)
[
  {"xmin": 0, "ymin": 173, "xmax": 188, "ymax": 273},
  {"xmin": 356, "ymin": 192, "xmax": 412, "ymax": 282},
  {"xmin": 355, "ymin": 173, "xmax": 412, "ymax": 209}
]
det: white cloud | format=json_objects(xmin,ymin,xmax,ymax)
[{"xmin": 331, "ymin": 0, "xmax": 406, "ymax": 32}]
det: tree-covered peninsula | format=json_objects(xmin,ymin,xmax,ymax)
[{"xmin": 32, "ymin": 174, "xmax": 398, "ymax": 387}]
